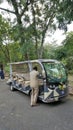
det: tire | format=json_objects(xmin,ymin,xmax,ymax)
[{"xmin": 29, "ymin": 90, "xmax": 32, "ymax": 96}]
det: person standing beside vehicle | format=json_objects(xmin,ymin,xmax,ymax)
[
  {"xmin": 30, "ymin": 66, "xmax": 39, "ymax": 107},
  {"xmin": 0, "ymin": 65, "xmax": 5, "ymax": 80}
]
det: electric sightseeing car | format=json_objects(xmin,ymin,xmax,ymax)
[{"xmin": 7, "ymin": 59, "xmax": 68, "ymax": 103}]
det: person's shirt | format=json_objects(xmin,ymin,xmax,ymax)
[{"xmin": 30, "ymin": 70, "xmax": 39, "ymax": 88}]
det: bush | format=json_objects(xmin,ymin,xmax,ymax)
[{"xmin": 4, "ymin": 64, "xmax": 10, "ymax": 74}]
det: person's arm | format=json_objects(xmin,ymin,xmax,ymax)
[{"xmin": 36, "ymin": 71, "xmax": 43, "ymax": 79}]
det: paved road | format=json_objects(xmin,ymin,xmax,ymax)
[{"xmin": 0, "ymin": 80, "xmax": 73, "ymax": 130}]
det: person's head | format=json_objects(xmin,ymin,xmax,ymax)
[{"xmin": 33, "ymin": 66, "xmax": 37, "ymax": 71}]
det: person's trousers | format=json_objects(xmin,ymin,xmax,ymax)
[{"xmin": 31, "ymin": 87, "xmax": 39, "ymax": 105}]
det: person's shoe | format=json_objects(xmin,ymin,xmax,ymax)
[
  {"xmin": 30, "ymin": 104, "xmax": 34, "ymax": 107},
  {"xmin": 30, "ymin": 103, "xmax": 39, "ymax": 107},
  {"xmin": 33, "ymin": 103, "xmax": 39, "ymax": 106}
]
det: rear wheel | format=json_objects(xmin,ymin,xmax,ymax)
[{"xmin": 29, "ymin": 90, "xmax": 32, "ymax": 96}]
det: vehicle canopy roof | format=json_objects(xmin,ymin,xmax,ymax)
[{"xmin": 8, "ymin": 59, "xmax": 60, "ymax": 65}]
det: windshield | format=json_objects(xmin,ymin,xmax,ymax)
[{"xmin": 43, "ymin": 62, "xmax": 67, "ymax": 83}]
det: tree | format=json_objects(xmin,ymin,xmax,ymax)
[
  {"xmin": 56, "ymin": 0, "xmax": 73, "ymax": 31},
  {"xmin": 62, "ymin": 32, "xmax": 73, "ymax": 72},
  {"xmin": 0, "ymin": 15, "xmax": 12, "ymax": 63},
  {"xmin": 0, "ymin": 14, "xmax": 22, "ymax": 63},
  {"xmin": 43, "ymin": 44, "xmax": 56, "ymax": 59},
  {"xmin": 55, "ymin": 46, "xmax": 67, "ymax": 60},
  {"xmin": 54, "ymin": 31, "xmax": 73, "ymax": 73},
  {"xmin": 62, "ymin": 32, "xmax": 73, "ymax": 56},
  {"xmin": 0, "ymin": 0, "xmax": 73, "ymax": 59}
]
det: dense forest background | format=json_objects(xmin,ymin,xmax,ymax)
[{"xmin": 0, "ymin": 0, "xmax": 73, "ymax": 74}]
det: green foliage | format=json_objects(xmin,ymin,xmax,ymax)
[
  {"xmin": 43, "ymin": 44, "xmax": 56, "ymax": 59},
  {"xmin": 4, "ymin": 64, "xmax": 10, "ymax": 74},
  {"xmin": 8, "ymin": 42, "xmax": 22, "ymax": 62},
  {"xmin": 0, "ymin": 16, "xmax": 18, "ymax": 63},
  {"xmin": 0, "ymin": 15, "xmax": 11, "ymax": 42},
  {"xmin": 55, "ymin": 32, "xmax": 73, "ymax": 74},
  {"xmin": 62, "ymin": 32, "xmax": 73, "ymax": 56},
  {"xmin": 1, "ymin": 0, "xmax": 71, "ymax": 58},
  {"xmin": 0, "ymin": 47, "xmax": 5, "ymax": 63},
  {"xmin": 62, "ymin": 32, "xmax": 73, "ymax": 73},
  {"xmin": 62, "ymin": 56, "xmax": 73, "ymax": 75},
  {"xmin": 0, "ymin": 0, "xmax": 73, "ymax": 67},
  {"xmin": 55, "ymin": 46, "xmax": 67, "ymax": 60},
  {"xmin": 56, "ymin": 0, "xmax": 73, "ymax": 31}
]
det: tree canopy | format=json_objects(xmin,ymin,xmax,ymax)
[
  {"xmin": 0, "ymin": 0, "xmax": 73, "ymax": 69},
  {"xmin": 0, "ymin": 0, "xmax": 73, "ymax": 59}
]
